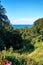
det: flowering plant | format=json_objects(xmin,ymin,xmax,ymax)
[{"xmin": 0, "ymin": 58, "xmax": 12, "ymax": 65}]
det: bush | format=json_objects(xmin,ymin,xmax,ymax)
[
  {"xmin": 0, "ymin": 38, "xmax": 5, "ymax": 50},
  {"xmin": 17, "ymin": 40, "xmax": 34, "ymax": 54},
  {"xmin": 4, "ymin": 56, "xmax": 21, "ymax": 65},
  {"xmin": 32, "ymin": 35, "xmax": 43, "ymax": 44}
]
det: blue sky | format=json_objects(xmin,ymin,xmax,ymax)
[{"xmin": 1, "ymin": 0, "xmax": 43, "ymax": 24}]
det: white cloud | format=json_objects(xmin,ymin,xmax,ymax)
[{"xmin": 10, "ymin": 18, "xmax": 36, "ymax": 24}]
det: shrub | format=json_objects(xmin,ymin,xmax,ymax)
[{"xmin": 5, "ymin": 56, "xmax": 21, "ymax": 65}]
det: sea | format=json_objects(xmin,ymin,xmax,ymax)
[{"xmin": 12, "ymin": 24, "xmax": 33, "ymax": 28}]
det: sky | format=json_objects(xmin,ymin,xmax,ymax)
[{"xmin": 1, "ymin": 0, "xmax": 43, "ymax": 24}]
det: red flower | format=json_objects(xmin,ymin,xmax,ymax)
[
  {"xmin": 3, "ymin": 59, "xmax": 8, "ymax": 63},
  {"xmin": 2, "ymin": 61, "xmax": 6, "ymax": 65}
]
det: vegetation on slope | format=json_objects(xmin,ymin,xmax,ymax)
[{"xmin": 0, "ymin": 1, "xmax": 43, "ymax": 65}]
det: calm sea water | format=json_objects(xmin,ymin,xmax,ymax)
[{"xmin": 12, "ymin": 24, "xmax": 33, "ymax": 28}]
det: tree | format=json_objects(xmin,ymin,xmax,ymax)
[
  {"xmin": 33, "ymin": 18, "xmax": 43, "ymax": 34},
  {"xmin": 0, "ymin": 1, "xmax": 10, "ymax": 23},
  {"xmin": 40, "ymin": 29, "xmax": 43, "ymax": 36},
  {"xmin": 0, "ymin": 1, "xmax": 11, "ymax": 50},
  {"xmin": 0, "ymin": 1, "xmax": 11, "ymax": 35},
  {"xmin": 0, "ymin": 1, "xmax": 22, "ymax": 50},
  {"xmin": 0, "ymin": 37, "xmax": 5, "ymax": 50}
]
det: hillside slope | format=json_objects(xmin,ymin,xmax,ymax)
[{"xmin": 28, "ymin": 42, "xmax": 43, "ymax": 64}]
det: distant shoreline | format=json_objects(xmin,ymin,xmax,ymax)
[{"xmin": 11, "ymin": 24, "xmax": 33, "ymax": 28}]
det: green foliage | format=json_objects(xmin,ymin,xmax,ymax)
[
  {"xmin": 32, "ymin": 35, "xmax": 43, "ymax": 45},
  {"xmin": 0, "ymin": 38, "xmax": 5, "ymax": 50},
  {"xmin": 0, "ymin": 2, "xmax": 43, "ymax": 65},
  {"xmin": 17, "ymin": 40, "xmax": 34, "ymax": 54},
  {"xmin": 33, "ymin": 18, "xmax": 43, "ymax": 34},
  {"xmin": 5, "ymin": 56, "xmax": 21, "ymax": 65},
  {"xmin": 0, "ymin": 2, "xmax": 11, "ymax": 50},
  {"xmin": 0, "ymin": 2, "xmax": 22, "ymax": 50},
  {"xmin": 0, "ymin": 1, "xmax": 10, "ymax": 23},
  {"xmin": 20, "ymin": 27, "xmax": 33, "ymax": 42},
  {"xmin": 28, "ymin": 42, "xmax": 43, "ymax": 65},
  {"xmin": 40, "ymin": 28, "xmax": 43, "ymax": 36},
  {"xmin": 0, "ymin": 50, "xmax": 38, "ymax": 65}
]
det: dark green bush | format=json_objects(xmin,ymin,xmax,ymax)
[
  {"xmin": 0, "ymin": 38, "xmax": 5, "ymax": 50},
  {"xmin": 5, "ymin": 56, "xmax": 21, "ymax": 65}
]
